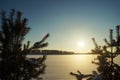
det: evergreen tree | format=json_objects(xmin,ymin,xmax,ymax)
[
  {"xmin": 70, "ymin": 26, "xmax": 120, "ymax": 80},
  {"xmin": 91, "ymin": 26, "xmax": 120, "ymax": 80},
  {"xmin": 0, "ymin": 9, "xmax": 49, "ymax": 80}
]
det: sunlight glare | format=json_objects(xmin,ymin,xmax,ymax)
[{"xmin": 78, "ymin": 41, "xmax": 85, "ymax": 48}]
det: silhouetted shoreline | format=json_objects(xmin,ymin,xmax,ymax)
[{"xmin": 29, "ymin": 50, "xmax": 97, "ymax": 55}]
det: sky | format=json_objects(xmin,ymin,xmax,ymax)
[{"xmin": 0, "ymin": 0, "xmax": 120, "ymax": 53}]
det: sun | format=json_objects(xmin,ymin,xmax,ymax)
[
  {"xmin": 75, "ymin": 40, "xmax": 86, "ymax": 53},
  {"xmin": 78, "ymin": 41, "xmax": 85, "ymax": 48}
]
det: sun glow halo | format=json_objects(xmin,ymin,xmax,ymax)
[{"xmin": 78, "ymin": 41, "xmax": 85, "ymax": 48}]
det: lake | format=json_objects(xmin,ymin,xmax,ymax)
[
  {"xmin": 42, "ymin": 55, "xmax": 97, "ymax": 80},
  {"xmin": 30, "ymin": 55, "xmax": 120, "ymax": 80}
]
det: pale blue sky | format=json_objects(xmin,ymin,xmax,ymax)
[{"xmin": 0, "ymin": 0, "xmax": 120, "ymax": 53}]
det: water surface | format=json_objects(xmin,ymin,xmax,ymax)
[
  {"xmin": 29, "ymin": 55, "xmax": 120, "ymax": 80},
  {"xmin": 42, "ymin": 55, "xmax": 97, "ymax": 80}
]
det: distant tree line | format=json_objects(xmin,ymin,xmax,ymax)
[{"xmin": 29, "ymin": 50, "xmax": 75, "ymax": 55}]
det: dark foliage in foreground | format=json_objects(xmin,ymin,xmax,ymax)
[
  {"xmin": 70, "ymin": 26, "xmax": 120, "ymax": 80},
  {"xmin": 91, "ymin": 26, "xmax": 120, "ymax": 80},
  {"xmin": 0, "ymin": 9, "xmax": 49, "ymax": 80}
]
